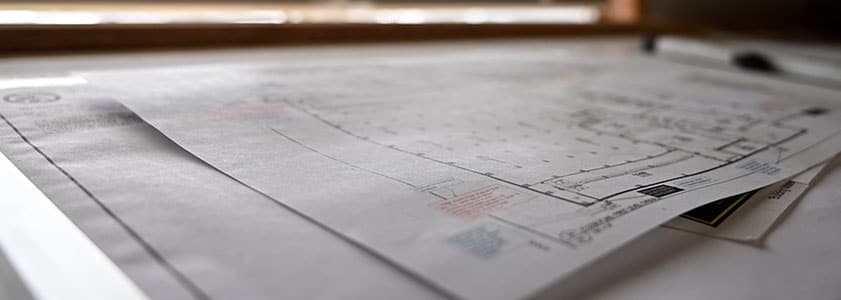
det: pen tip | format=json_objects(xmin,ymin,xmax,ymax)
[
  {"xmin": 640, "ymin": 33, "xmax": 658, "ymax": 54},
  {"xmin": 731, "ymin": 51, "xmax": 779, "ymax": 73}
]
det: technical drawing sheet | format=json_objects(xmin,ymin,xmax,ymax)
[
  {"xmin": 665, "ymin": 159, "xmax": 831, "ymax": 241},
  {"xmin": 0, "ymin": 90, "xmax": 439, "ymax": 300},
  {"xmin": 76, "ymin": 49, "xmax": 841, "ymax": 300}
]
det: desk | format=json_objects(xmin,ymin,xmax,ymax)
[{"xmin": 0, "ymin": 37, "xmax": 839, "ymax": 300}]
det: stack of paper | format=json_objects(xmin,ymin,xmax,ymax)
[{"xmin": 1, "ymin": 39, "xmax": 839, "ymax": 300}]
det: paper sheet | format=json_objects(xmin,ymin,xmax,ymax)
[
  {"xmin": 665, "ymin": 159, "xmax": 831, "ymax": 241},
  {"xmin": 0, "ymin": 151, "xmax": 145, "ymax": 300},
  {"xmin": 74, "ymin": 48, "xmax": 841, "ymax": 300},
  {"xmin": 0, "ymin": 246, "xmax": 33, "ymax": 300},
  {"xmin": 0, "ymin": 95, "xmax": 439, "ymax": 300},
  {"xmin": 552, "ymin": 160, "xmax": 841, "ymax": 300}
]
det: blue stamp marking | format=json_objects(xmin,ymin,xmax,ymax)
[{"xmin": 447, "ymin": 226, "xmax": 506, "ymax": 259}]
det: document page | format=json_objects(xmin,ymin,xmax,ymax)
[
  {"xmin": 665, "ymin": 160, "xmax": 831, "ymax": 241},
  {"xmin": 0, "ymin": 151, "xmax": 145, "ymax": 300},
  {"xmin": 0, "ymin": 92, "xmax": 438, "ymax": 300},
  {"xmin": 0, "ymin": 245, "xmax": 33, "ymax": 300},
  {"xmin": 73, "ymin": 50, "xmax": 841, "ymax": 299}
]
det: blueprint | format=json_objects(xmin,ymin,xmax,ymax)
[
  {"xmin": 665, "ymin": 160, "xmax": 831, "ymax": 241},
  {"xmin": 0, "ymin": 245, "xmax": 33, "ymax": 300},
  {"xmin": 0, "ymin": 91, "xmax": 438, "ymax": 300},
  {"xmin": 61, "ymin": 49, "xmax": 841, "ymax": 299}
]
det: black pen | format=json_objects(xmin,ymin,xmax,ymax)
[{"xmin": 642, "ymin": 35, "xmax": 841, "ymax": 86}]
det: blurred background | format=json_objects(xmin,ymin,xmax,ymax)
[{"xmin": 0, "ymin": 0, "xmax": 838, "ymax": 53}]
